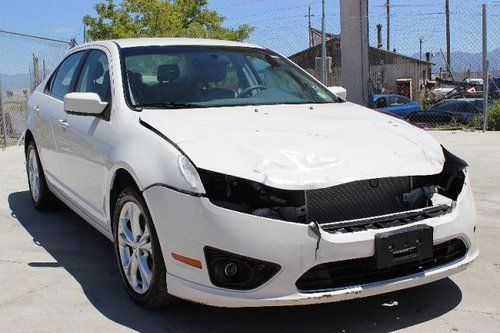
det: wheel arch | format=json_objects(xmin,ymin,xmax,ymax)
[
  {"xmin": 24, "ymin": 129, "xmax": 34, "ymax": 155},
  {"xmin": 109, "ymin": 167, "xmax": 142, "ymax": 230}
]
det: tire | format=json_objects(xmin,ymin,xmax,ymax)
[
  {"xmin": 25, "ymin": 140, "xmax": 59, "ymax": 211},
  {"xmin": 113, "ymin": 188, "xmax": 176, "ymax": 308}
]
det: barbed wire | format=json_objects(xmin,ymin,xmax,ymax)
[
  {"xmin": 0, "ymin": 28, "xmax": 72, "ymax": 45},
  {"xmin": 213, "ymin": 0, "xmax": 264, "ymax": 10},
  {"xmin": 225, "ymin": 2, "xmax": 320, "ymax": 21}
]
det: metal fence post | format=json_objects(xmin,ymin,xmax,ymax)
[
  {"xmin": 0, "ymin": 77, "xmax": 7, "ymax": 148},
  {"xmin": 321, "ymin": 0, "xmax": 327, "ymax": 85},
  {"xmin": 482, "ymin": 3, "xmax": 489, "ymax": 132}
]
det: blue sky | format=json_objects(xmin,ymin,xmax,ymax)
[{"xmin": 0, "ymin": 0, "xmax": 499, "ymax": 75}]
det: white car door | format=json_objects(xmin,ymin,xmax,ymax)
[
  {"xmin": 32, "ymin": 51, "xmax": 87, "ymax": 189},
  {"xmin": 56, "ymin": 49, "xmax": 113, "ymax": 226}
]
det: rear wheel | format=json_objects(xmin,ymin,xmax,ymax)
[
  {"xmin": 113, "ymin": 188, "xmax": 176, "ymax": 308},
  {"xmin": 26, "ymin": 141, "xmax": 59, "ymax": 210}
]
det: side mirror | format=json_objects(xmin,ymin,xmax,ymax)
[
  {"xmin": 64, "ymin": 92, "xmax": 108, "ymax": 115},
  {"xmin": 327, "ymin": 86, "xmax": 347, "ymax": 100}
]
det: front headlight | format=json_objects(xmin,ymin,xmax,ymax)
[{"xmin": 178, "ymin": 155, "xmax": 205, "ymax": 194}]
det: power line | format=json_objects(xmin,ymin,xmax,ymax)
[
  {"xmin": 245, "ymin": 14, "xmax": 308, "ymax": 25},
  {"xmin": 374, "ymin": 3, "xmax": 442, "ymax": 8}
]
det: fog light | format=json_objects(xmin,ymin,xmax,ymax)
[
  {"xmin": 224, "ymin": 262, "xmax": 238, "ymax": 277},
  {"xmin": 211, "ymin": 258, "xmax": 254, "ymax": 285},
  {"xmin": 204, "ymin": 247, "xmax": 280, "ymax": 290}
]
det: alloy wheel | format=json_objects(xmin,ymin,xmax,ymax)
[
  {"xmin": 27, "ymin": 147, "xmax": 41, "ymax": 203},
  {"xmin": 117, "ymin": 201, "xmax": 154, "ymax": 294}
]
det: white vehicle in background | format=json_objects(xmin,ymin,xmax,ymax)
[
  {"xmin": 464, "ymin": 78, "xmax": 483, "ymax": 86},
  {"xmin": 432, "ymin": 87, "xmax": 455, "ymax": 101},
  {"xmin": 25, "ymin": 38, "xmax": 477, "ymax": 308}
]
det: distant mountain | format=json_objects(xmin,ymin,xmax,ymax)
[
  {"xmin": 413, "ymin": 48, "xmax": 500, "ymax": 73},
  {"xmin": 0, "ymin": 73, "xmax": 31, "ymax": 93}
]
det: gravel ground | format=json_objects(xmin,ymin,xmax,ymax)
[{"xmin": 0, "ymin": 130, "xmax": 499, "ymax": 333}]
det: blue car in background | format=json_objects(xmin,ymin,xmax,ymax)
[
  {"xmin": 407, "ymin": 98, "xmax": 492, "ymax": 127},
  {"xmin": 370, "ymin": 94, "xmax": 422, "ymax": 117}
]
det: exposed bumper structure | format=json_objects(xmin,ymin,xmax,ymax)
[{"xmin": 143, "ymin": 173, "xmax": 477, "ymax": 308}]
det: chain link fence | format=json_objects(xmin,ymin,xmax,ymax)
[
  {"xmin": 0, "ymin": 30, "xmax": 72, "ymax": 147},
  {"xmin": 1, "ymin": 1, "xmax": 500, "ymax": 149},
  {"xmin": 247, "ymin": 1, "xmax": 500, "ymax": 131}
]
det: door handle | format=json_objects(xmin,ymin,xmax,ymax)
[{"xmin": 58, "ymin": 119, "xmax": 69, "ymax": 129}]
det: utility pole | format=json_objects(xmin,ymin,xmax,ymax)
[
  {"xmin": 321, "ymin": 0, "xmax": 327, "ymax": 85},
  {"xmin": 419, "ymin": 37, "xmax": 423, "ymax": 61},
  {"xmin": 0, "ymin": 76, "xmax": 7, "ymax": 148},
  {"xmin": 377, "ymin": 24, "xmax": 383, "ymax": 49},
  {"xmin": 419, "ymin": 38, "xmax": 423, "ymax": 83},
  {"xmin": 308, "ymin": 5, "xmax": 312, "ymax": 48},
  {"xmin": 445, "ymin": 0, "xmax": 451, "ymax": 70},
  {"xmin": 386, "ymin": 0, "xmax": 390, "ymax": 51},
  {"xmin": 340, "ymin": 0, "xmax": 369, "ymax": 105}
]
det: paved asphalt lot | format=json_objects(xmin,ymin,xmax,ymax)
[{"xmin": 0, "ymin": 131, "xmax": 499, "ymax": 333}]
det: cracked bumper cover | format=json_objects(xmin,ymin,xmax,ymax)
[{"xmin": 143, "ymin": 173, "xmax": 478, "ymax": 308}]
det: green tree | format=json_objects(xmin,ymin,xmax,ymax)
[{"xmin": 83, "ymin": 0, "xmax": 253, "ymax": 42}]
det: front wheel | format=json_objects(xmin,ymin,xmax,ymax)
[{"xmin": 113, "ymin": 188, "xmax": 176, "ymax": 308}]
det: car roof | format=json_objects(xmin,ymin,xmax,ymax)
[
  {"xmin": 78, "ymin": 38, "xmax": 264, "ymax": 50},
  {"xmin": 373, "ymin": 94, "xmax": 403, "ymax": 98},
  {"xmin": 439, "ymin": 98, "xmax": 483, "ymax": 102}
]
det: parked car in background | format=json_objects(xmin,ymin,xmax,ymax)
[
  {"xmin": 431, "ymin": 87, "xmax": 455, "ymax": 101},
  {"xmin": 492, "ymin": 78, "xmax": 500, "ymax": 100},
  {"xmin": 407, "ymin": 98, "xmax": 491, "ymax": 127},
  {"xmin": 493, "ymin": 77, "xmax": 500, "ymax": 89},
  {"xmin": 370, "ymin": 94, "xmax": 422, "ymax": 117},
  {"xmin": 464, "ymin": 78, "xmax": 483, "ymax": 86},
  {"xmin": 24, "ymin": 38, "xmax": 477, "ymax": 308}
]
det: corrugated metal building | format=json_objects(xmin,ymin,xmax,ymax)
[{"xmin": 289, "ymin": 29, "xmax": 433, "ymax": 97}]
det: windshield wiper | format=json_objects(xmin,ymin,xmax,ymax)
[{"xmin": 134, "ymin": 102, "xmax": 205, "ymax": 110}]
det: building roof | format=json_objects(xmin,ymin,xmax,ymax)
[
  {"xmin": 290, "ymin": 37, "xmax": 433, "ymax": 66},
  {"xmin": 373, "ymin": 47, "xmax": 433, "ymax": 65}
]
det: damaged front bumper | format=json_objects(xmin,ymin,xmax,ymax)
[{"xmin": 143, "ymin": 173, "xmax": 477, "ymax": 308}]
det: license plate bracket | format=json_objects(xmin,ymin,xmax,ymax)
[{"xmin": 374, "ymin": 224, "xmax": 433, "ymax": 269}]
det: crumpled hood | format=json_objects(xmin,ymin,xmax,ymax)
[{"xmin": 140, "ymin": 102, "xmax": 445, "ymax": 190}]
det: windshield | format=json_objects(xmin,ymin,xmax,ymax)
[{"xmin": 120, "ymin": 46, "xmax": 339, "ymax": 109}]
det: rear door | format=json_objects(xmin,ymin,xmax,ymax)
[
  {"xmin": 33, "ymin": 51, "xmax": 86, "ymax": 188},
  {"xmin": 56, "ymin": 49, "xmax": 113, "ymax": 226}
]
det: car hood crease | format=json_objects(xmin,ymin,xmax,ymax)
[{"xmin": 140, "ymin": 102, "xmax": 445, "ymax": 190}]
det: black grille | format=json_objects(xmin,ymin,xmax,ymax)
[
  {"xmin": 321, "ymin": 204, "xmax": 452, "ymax": 234},
  {"xmin": 296, "ymin": 238, "xmax": 467, "ymax": 292},
  {"xmin": 306, "ymin": 176, "xmax": 412, "ymax": 223}
]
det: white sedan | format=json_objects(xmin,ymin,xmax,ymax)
[{"xmin": 25, "ymin": 38, "xmax": 477, "ymax": 308}]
